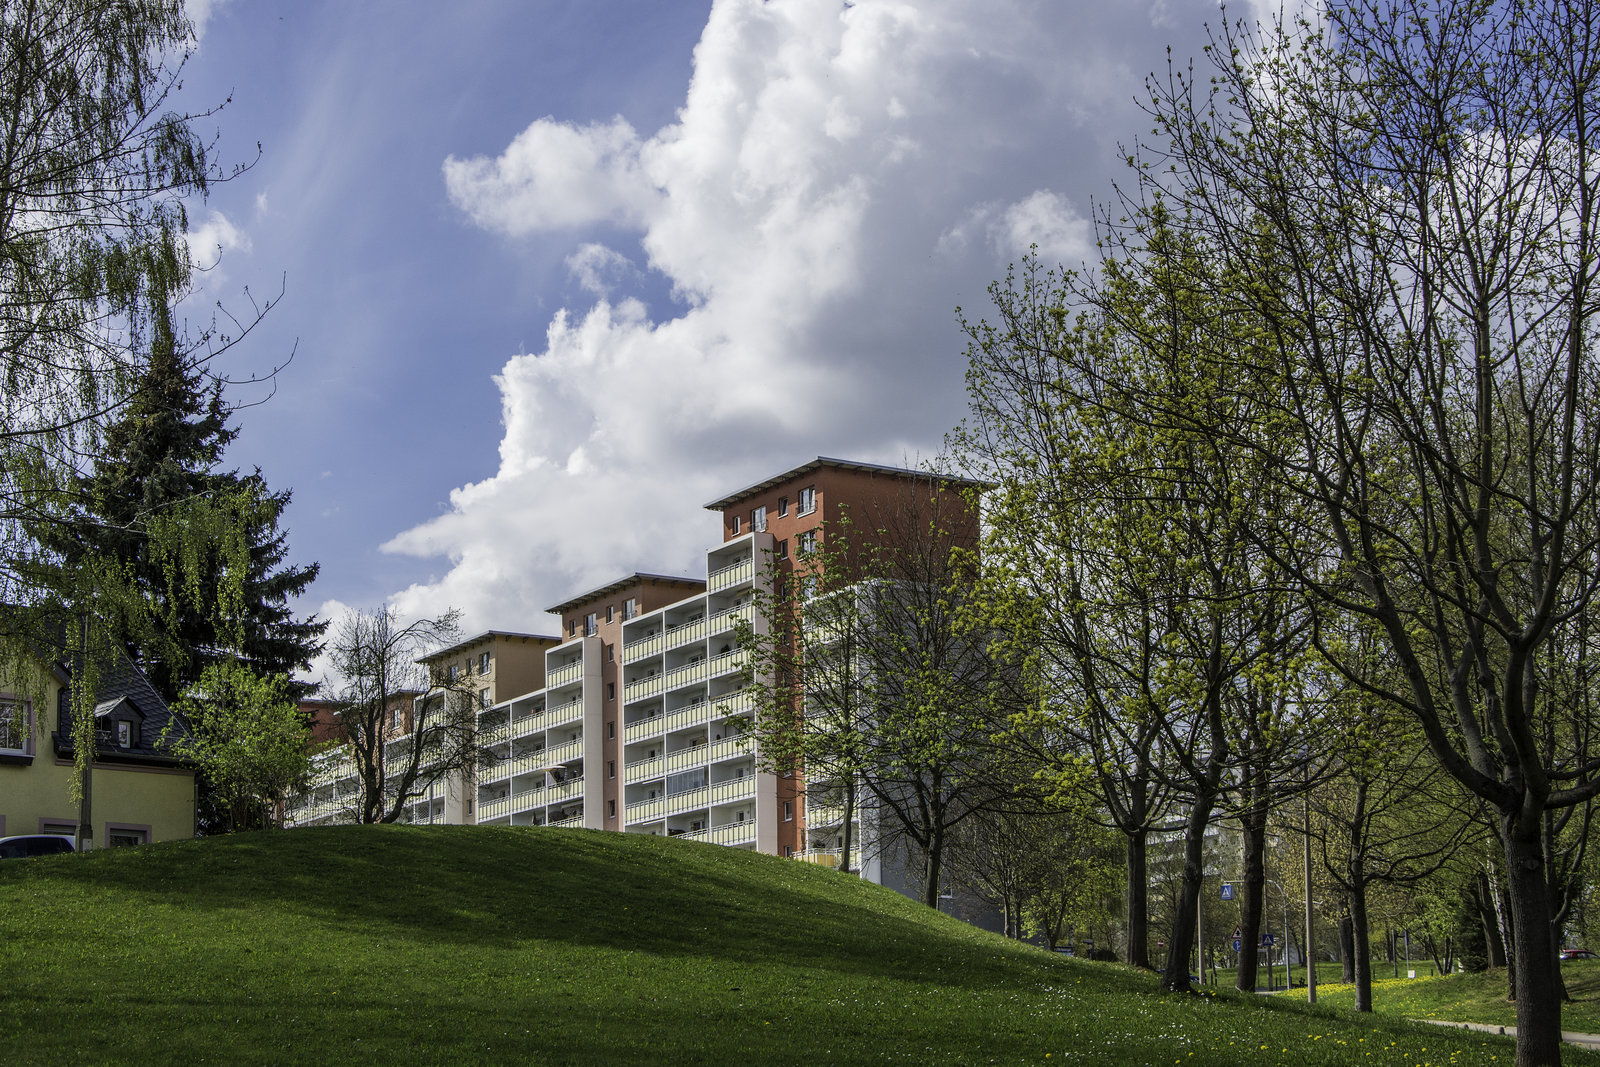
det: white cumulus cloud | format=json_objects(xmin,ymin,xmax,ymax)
[{"xmin": 387, "ymin": 0, "xmax": 1219, "ymax": 632}]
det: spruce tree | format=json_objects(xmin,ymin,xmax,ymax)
[{"xmin": 50, "ymin": 337, "xmax": 325, "ymax": 703}]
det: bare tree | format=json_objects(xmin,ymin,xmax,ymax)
[{"xmin": 326, "ymin": 607, "xmax": 480, "ymax": 824}]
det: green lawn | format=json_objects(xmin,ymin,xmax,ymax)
[
  {"xmin": 1285, "ymin": 961, "xmax": 1600, "ymax": 1034},
  {"xmin": 0, "ymin": 826, "xmax": 1589, "ymax": 1065}
]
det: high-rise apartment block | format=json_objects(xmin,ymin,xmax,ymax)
[{"xmin": 290, "ymin": 458, "xmax": 982, "ymax": 879}]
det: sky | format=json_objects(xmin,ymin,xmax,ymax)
[{"xmin": 171, "ymin": 0, "xmax": 1265, "ymax": 667}]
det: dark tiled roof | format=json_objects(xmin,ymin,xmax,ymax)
[{"xmin": 52, "ymin": 642, "xmax": 191, "ymax": 766}]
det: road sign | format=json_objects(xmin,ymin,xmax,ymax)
[
  {"xmin": 1220, "ymin": 883, "xmax": 1234, "ymax": 901},
  {"xmin": 1261, "ymin": 932, "xmax": 1276, "ymax": 946},
  {"xmin": 1232, "ymin": 938, "xmax": 1242, "ymax": 952},
  {"xmin": 1232, "ymin": 926, "xmax": 1241, "ymax": 938}
]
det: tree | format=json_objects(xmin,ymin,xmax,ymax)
[
  {"xmin": 1108, "ymin": 3, "xmax": 1600, "ymax": 1059},
  {"xmin": 326, "ymin": 607, "xmax": 482, "ymax": 824},
  {"xmin": 169, "ymin": 661, "xmax": 313, "ymax": 832},
  {"xmin": 39, "ymin": 336, "xmax": 324, "ymax": 704},
  {"xmin": 0, "ymin": 0, "xmax": 270, "ymax": 826}
]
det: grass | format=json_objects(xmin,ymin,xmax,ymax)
[
  {"xmin": 0, "ymin": 825, "xmax": 1593, "ymax": 1066},
  {"xmin": 1285, "ymin": 961, "xmax": 1600, "ymax": 1034}
]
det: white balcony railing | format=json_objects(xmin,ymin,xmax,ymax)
[
  {"xmin": 679, "ymin": 821, "xmax": 757, "ymax": 846},
  {"xmin": 545, "ymin": 660, "xmax": 583, "ymax": 690},
  {"xmin": 708, "ymin": 557, "xmax": 754, "ymax": 592}
]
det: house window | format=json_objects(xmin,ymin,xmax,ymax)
[
  {"xmin": 0, "ymin": 698, "xmax": 30, "ymax": 753},
  {"xmin": 778, "ymin": 496, "xmax": 788, "ymax": 517},
  {"xmin": 731, "ymin": 514, "xmax": 742, "ymax": 534},
  {"xmin": 777, "ymin": 539, "xmax": 788, "ymax": 560},
  {"xmin": 797, "ymin": 530, "xmax": 817, "ymax": 554},
  {"xmin": 607, "ymin": 682, "xmax": 616, "ymax": 701},
  {"xmin": 479, "ymin": 689, "xmax": 491, "ymax": 709},
  {"xmin": 116, "ymin": 721, "xmax": 131, "ymax": 748},
  {"xmin": 798, "ymin": 486, "xmax": 816, "ymax": 515},
  {"xmin": 447, "ymin": 664, "xmax": 459, "ymax": 682},
  {"xmin": 752, "ymin": 506, "xmax": 767, "ymax": 532},
  {"xmin": 585, "ymin": 613, "xmax": 598, "ymax": 637},
  {"xmin": 784, "ymin": 801, "xmax": 793, "ymax": 821},
  {"xmin": 607, "ymin": 721, "xmax": 616, "ymax": 739},
  {"xmin": 479, "ymin": 652, "xmax": 491, "ymax": 673},
  {"xmin": 606, "ymin": 605, "xmax": 615, "ymax": 623},
  {"xmin": 569, "ymin": 620, "xmax": 578, "ymax": 637},
  {"xmin": 42, "ymin": 821, "xmax": 76, "ymax": 837},
  {"xmin": 606, "ymin": 643, "xmax": 615, "ymax": 662},
  {"xmin": 608, "ymin": 799, "xmax": 616, "ymax": 818},
  {"xmin": 624, "ymin": 598, "xmax": 638, "ymax": 620},
  {"xmin": 608, "ymin": 760, "xmax": 616, "ymax": 779},
  {"xmin": 107, "ymin": 826, "xmax": 149, "ymax": 848}
]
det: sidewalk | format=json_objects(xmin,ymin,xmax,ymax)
[{"xmin": 1417, "ymin": 1018, "xmax": 1600, "ymax": 1051}]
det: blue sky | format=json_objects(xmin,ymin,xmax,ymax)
[{"xmin": 172, "ymin": 0, "xmax": 1256, "ymax": 660}]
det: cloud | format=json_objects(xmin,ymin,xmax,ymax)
[
  {"xmin": 185, "ymin": 209, "xmax": 251, "ymax": 273},
  {"xmin": 185, "ymin": 0, "xmax": 230, "ymax": 42},
  {"xmin": 389, "ymin": 0, "xmax": 1218, "ymax": 632}
]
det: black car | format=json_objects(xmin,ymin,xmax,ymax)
[{"xmin": 0, "ymin": 835, "xmax": 76, "ymax": 859}]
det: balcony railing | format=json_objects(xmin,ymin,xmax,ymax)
[
  {"xmin": 624, "ymin": 691, "xmax": 751, "ymax": 745},
  {"xmin": 707, "ymin": 648, "xmax": 747, "ymax": 679},
  {"xmin": 627, "ymin": 736, "xmax": 752, "ymax": 784},
  {"xmin": 707, "ymin": 603, "xmax": 753, "ymax": 635},
  {"xmin": 545, "ymin": 660, "xmax": 583, "ymax": 690},
  {"xmin": 544, "ymin": 698, "xmax": 584, "ymax": 729},
  {"xmin": 549, "ymin": 814, "xmax": 585, "ymax": 828},
  {"xmin": 805, "ymin": 804, "xmax": 853, "ymax": 827},
  {"xmin": 623, "ymin": 630, "xmax": 664, "ymax": 661},
  {"xmin": 480, "ymin": 750, "xmax": 551, "ymax": 784},
  {"xmin": 708, "ymin": 557, "xmax": 754, "ymax": 592},
  {"xmin": 548, "ymin": 777, "xmax": 585, "ymax": 803},
  {"xmin": 679, "ymin": 821, "xmax": 757, "ymax": 846},
  {"xmin": 709, "ymin": 777, "xmax": 757, "ymax": 805},
  {"xmin": 543, "ymin": 739, "xmax": 583, "ymax": 766},
  {"xmin": 625, "ymin": 797, "xmax": 666, "ymax": 823},
  {"xmin": 479, "ymin": 722, "xmax": 510, "ymax": 746},
  {"xmin": 794, "ymin": 848, "xmax": 860, "ymax": 868},
  {"xmin": 663, "ymin": 616, "xmax": 707, "ymax": 652}
]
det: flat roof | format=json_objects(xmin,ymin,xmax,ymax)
[
  {"xmin": 418, "ymin": 630, "xmax": 560, "ymax": 663},
  {"xmin": 545, "ymin": 572, "xmax": 706, "ymax": 616},
  {"xmin": 703, "ymin": 456, "xmax": 990, "ymax": 511}
]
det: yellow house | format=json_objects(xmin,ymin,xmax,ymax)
[{"xmin": 0, "ymin": 645, "xmax": 196, "ymax": 847}]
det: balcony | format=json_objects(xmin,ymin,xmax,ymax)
[
  {"xmin": 627, "ymin": 736, "xmax": 752, "ymax": 785},
  {"xmin": 623, "ymin": 691, "xmax": 751, "ymax": 745},
  {"xmin": 541, "ymin": 739, "xmax": 583, "ymax": 766},
  {"xmin": 479, "ymin": 721, "xmax": 509, "ymax": 746},
  {"xmin": 549, "ymin": 814, "xmax": 585, "ymax": 828},
  {"xmin": 548, "ymin": 777, "xmax": 585, "ymax": 803},
  {"xmin": 481, "ymin": 750, "xmax": 552, "ymax": 784},
  {"xmin": 663, "ymin": 615, "xmax": 708, "ymax": 652},
  {"xmin": 679, "ymin": 821, "xmax": 757, "ymax": 846},
  {"xmin": 708, "ymin": 557, "xmax": 754, "ymax": 592},
  {"xmin": 707, "ymin": 603, "xmax": 754, "ymax": 635},
  {"xmin": 508, "ymin": 710, "xmax": 548, "ymax": 742},
  {"xmin": 805, "ymin": 804, "xmax": 852, "ymax": 827},
  {"xmin": 625, "ymin": 797, "xmax": 666, "ymax": 823},
  {"xmin": 707, "ymin": 647, "xmax": 747, "ymax": 679},
  {"xmin": 544, "ymin": 698, "xmax": 584, "ymax": 729},
  {"xmin": 545, "ymin": 660, "xmax": 583, "ymax": 690},
  {"xmin": 709, "ymin": 777, "xmax": 756, "ymax": 805},
  {"xmin": 479, "ymin": 783, "xmax": 549, "ymax": 820},
  {"xmin": 623, "ymin": 629, "xmax": 664, "ymax": 661},
  {"xmin": 794, "ymin": 848, "xmax": 860, "ymax": 868}
]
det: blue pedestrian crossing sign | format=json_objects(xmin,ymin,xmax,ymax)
[
  {"xmin": 1220, "ymin": 883, "xmax": 1234, "ymax": 901},
  {"xmin": 1261, "ymin": 933, "xmax": 1276, "ymax": 947}
]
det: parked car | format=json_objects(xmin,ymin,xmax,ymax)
[
  {"xmin": 0, "ymin": 835, "xmax": 75, "ymax": 860},
  {"xmin": 1561, "ymin": 948, "xmax": 1598, "ymax": 961}
]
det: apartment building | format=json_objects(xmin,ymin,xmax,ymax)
[{"xmin": 291, "ymin": 459, "xmax": 983, "ymax": 883}]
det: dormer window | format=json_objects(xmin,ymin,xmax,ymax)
[{"xmin": 117, "ymin": 721, "xmax": 131, "ymax": 748}]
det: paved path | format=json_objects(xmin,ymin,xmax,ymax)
[{"xmin": 1417, "ymin": 1018, "xmax": 1600, "ymax": 1051}]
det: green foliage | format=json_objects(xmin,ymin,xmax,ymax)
[
  {"xmin": 0, "ymin": 826, "xmax": 1574, "ymax": 1065},
  {"xmin": 169, "ymin": 662, "xmax": 313, "ymax": 832}
]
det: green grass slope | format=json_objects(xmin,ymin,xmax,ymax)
[
  {"xmin": 0, "ymin": 826, "xmax": 1586, "ymax": 1065},
  {"xmin": 1290, "ymin": 962, "xmax": 1600, "ymax": 1035}
]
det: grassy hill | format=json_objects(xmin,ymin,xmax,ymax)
[{"xmin": 0, "ymin": 826, "xmax": 1586, "ymax": 1065}]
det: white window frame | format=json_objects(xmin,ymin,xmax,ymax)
[
  {"xmin": 798, "ymin": 486, "xmax": 816, "ymax": 515},
  {"xmin": 752, "ymin": 505, "xmax": 767, "ymax": 533},
  {"xmin": 0, "ymin": 696, "xmax": 33, "ymax": 755}
]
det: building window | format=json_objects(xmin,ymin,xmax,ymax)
[
  {"xmin": 778, "ymin": 496, "xmax": 788, "ymax": 517},
  {"xmin": 447, "ymin": 664, "xmax": 459, "ymax": 682},
  {"xmin": 606, "ymin": 643, "xmax": 614, "ymax": 662},
  {"xmin": 569, "ymin": 620, "xmax": 578, "ymax": 637},
  {"xmin": 624, "ymin": 597, "xmax": 638, "ymax": 620},
  {"xmin": 607, "ymin": 682, "xmax": 615, "ymax": 701},
  {"xmin": 784, "ymin": 801, "xmax": 793, "ymax": 821},
  {"xmin": 106, "ymin": 825, "xmax": 150, "ymax": 848},
  {"xmin": 116, "ymin": 721, "xmax": 131, "ymax": 748},
  {"xmin": 798, "ymin": 485, "xmax": 816, "ymax": 515},
  {"xmin": 731, "ymin": 514, "xmax": 742, "ymax": 534},
  {"xmin": 479, "ymin": 689, "xmax": 492, "ymax": 709},
  {"xmin": 777, "ymin": 539, "xmax": 788, "ymax": 560},
  {"xmin": 585, "ymin": 612, "xmax": 597, "ymax": 637},
  {"xmin": 752, "ymin": 505, "xmax": 767, "ymax": 532},
  {"xmin": 479, "ymin": 652, "xmax": 491, "ymax": 673},
  {"xmin": 798, "ymin": 529, "xmax": 817, "ymax": 554},
  {"xmin": 608, "ymin": 799, "xmax": 616, "ymax": 818},
  {"xmin": 608, "ymin": 760, "xmax": 616, "ymax": 779},
  {"xmin": 0, "ymin": 698, "xmax": 30, "ymax": 753}
]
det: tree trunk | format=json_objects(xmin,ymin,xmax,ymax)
[
  {"xmin": 1477, "ymin": 868, "xmax": 1509, "ymax": 969},
  {"xmin": 1340, "ymin": 911, "xmax": 1356, "ymax": 983},
  {"xmin": 840, "ymin": 778, "xmax": 856, "ymax": 875},
  {"xmin": 1352, "ymin": 874, "xmax": 1373, "ymax": 1013},
  {"xmin": 922, "ymin": 823, "xmax": 945, "ymax": 909},
  {"xmin": 1161, "ymin": 787, "xmax": 1218, "ymax": 992},
  {"xmin": 1503, "ymin": 821, "xmax": 1563, "ymax": 1067},
  {"xmin": 1236, "ymin": 795, "xmax": 1268, "ymax": 992},
  {"xmin": 1126, "ymin": 829, "xmax": 1151, "ymax": 968}
]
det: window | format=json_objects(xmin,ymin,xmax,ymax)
[
  {"xmin": 447, "ymin": 664, "xmax": 459, "ymax": 682},
  {"xmin": 606, "ymin": 605, "xmax": 615, "ymax": 623},
  {"xmin": 479, "ymin": 652, "xmax": 491, "ymax": 673},
  {"xmin": 608, "ymin": 799, "xmax": 616, "ymax": 818},
  {"xmin": 107, "ymin": 826, "xmax": 149, "ymax": 848},
  {"xmin": 784, "ymin": 801, "xmax": 793, "ymax": 821},
  {"xmin": 607, "ymin": 760, "xmax": 616, "ymax": 779},
  {"xmin": 607, "ymin": 682, "xmax": 616, "ymax": 701},
  {"xmin": 606, "ymin": 643, "xmax": 615, "ymax": 662},
  {"xmin": 624, "ymin": 597, "xmax": 638, "ymax": 620},
  {"xmin": 585, "ymin": 613, "xmax": 597, "ymax": 637},
  {"xmin": 731, "ymin": 514, "xmax": 742, "ymax": 534},
  {"xmin": 116, "ymin": 721, "xmax": 131, "ymax": 748},
  {"xmin": 798, "ymin": 485, "xmax": 816, "ymax": 515},
  {"xmin": 777, "ymin": 539, "xmax": 788, "ymax": 560},
  {"xmin": 797, "ymin": 529, "xmax": 817, "ymax": 554},
  {"xmin": 569, "ymin": 620, "xmax": 578, "ymax": 637},
  {"xmin": 752, "ymin": 505, "xmax": 767, "ymax": 532},
  {"xmin": 778, "ymin": 496, "xmax": 788, "ymax": 517},
  {"xmin": 479, "ymin": 689, "xmax": 491, "ymax": 709},
  {"xmin": 607, "ymin": 721, "xmax": 616, "ymax": 739},
  {"xmin": 0, "ymin": 698, "xmax": 30, "ymax": 753}
]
